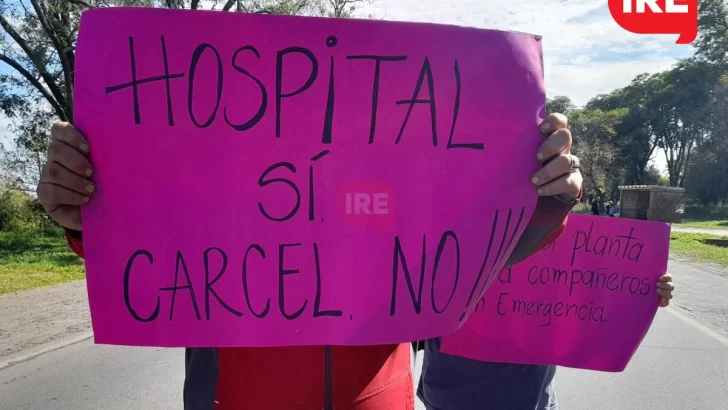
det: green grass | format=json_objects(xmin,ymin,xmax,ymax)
[
  {"xmin": 0, "ymin": 230, "xmax": 85, "ymax": 295},
  {"xmin": 571, "ymin": 203, "xmax": 591, "ymax": 214},
  {"xmin": 676, "ymin": 219, "xmax": 728, "ymax": 229},
  {"xmin": 670, "ymin": 232, "xmax": 728, "ymax": 268},
  {"xmin": 1, "ymin": 225, "xmax": 726, "ymax": 296}
]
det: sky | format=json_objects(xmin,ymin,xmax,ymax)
[
  {"xmin": 356, "ymin": 0, "xmax": 697, "ymax": 173},
  {"xmin": 362, "ymin": 0, "xmax": 693, "ymax": 106},
  {"xmin": 1, "ymin": 0, "xmax": 697, "ymax": 173}
]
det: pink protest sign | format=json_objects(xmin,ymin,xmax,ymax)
[
  {"xmin": 440, "ymin": 214, "xmax": 671, "ymax": 372},
  {"xmin": 73, "ymin": 8, "xmax": 546, "ymax": 347}
]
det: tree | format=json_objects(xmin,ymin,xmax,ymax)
[
  {"xmin": 0, "ymin": 0, "xmax": 369, "ymax": 189},
  {"xmin": 686, "ymin": 72, "xmax": 728, "ymax": 204},
  {"xmin": 587, "ymin": 73, "xmax": 663, "ymax": 185},
  {"xmin": 695, "ymin": 0, "xmax": 728, "ymax": 67},
  {"xmin": 546, "ymin": 95, "xmax": 576, "ymax": 115},
  {"xmin": 568, "ymin": 108, "xmax": 627, "ymax": 202},
  {"xmin": 647, "ymin": 61, "xmax": 719, "ymax": 187}
]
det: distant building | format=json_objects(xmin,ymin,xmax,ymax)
[{"xmin": 618, "ymin": 185, "xmax": 686, "ymax": 223}]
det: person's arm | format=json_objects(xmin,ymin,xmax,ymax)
[
  {"xmin": 65, "ymin": 229, "xmax": 85, "ymax": 259},
  {"xmin": 506, "ymin": 194, "xmax": 580, "ymax": 266}
]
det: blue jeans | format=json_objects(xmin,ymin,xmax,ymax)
[{"xmin": 417, "ymin": 338, "xmax": 558, "ymax": 410}]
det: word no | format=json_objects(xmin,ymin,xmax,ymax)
[{"xmin": 390, "ymin": 208, "xmax": 526, "ymax": 321}]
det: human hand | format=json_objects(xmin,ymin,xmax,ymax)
[
  {"xmin": 531, "ymin": 113, "xmax": 583, "ymax": 201},
  {"xmin": 657, "ymin": 273, "xmax": 674, "ymax": 307},
  {"xmin": 37, "ymin": 123, "xmax": 94, "ymax": 231}
]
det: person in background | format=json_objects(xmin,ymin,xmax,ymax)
[
  {"xmin": 606, "ymin": 203, "xmax": 612, "ymax": 216},
  {"xmin": 608, "ymin": 203, "xmax": 617, "ymax": 217},
  {"xmin": 591, "ymin": 198, "xmax": 600, "ymax": 215},
  {"xmin": 37, "ymin": 113, "xmax": 581, "ymax": 410}
]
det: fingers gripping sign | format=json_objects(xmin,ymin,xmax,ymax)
[
  {"xmin": 51, "ymin": 121, "xmax": 91, "ymax": 156},
  {"xmin": 657, "ymin": 273, "xmax": 675, "ymax": 307},
  {"xmin": 37, "ymin": 122, "xmax": 94, "ymax": 231},
  {"xmin": 532, "ymin": 113, "xmax": 582, "ymax": 202}
]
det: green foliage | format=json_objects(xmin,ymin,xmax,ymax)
[
  {"xmin": 0, "ymin": 0, "xmax": 373, "ymax": 293},
  {"xmin": 0, "ymin": 229, "xmax": 84, "ymax": 294},
  {"xmin": 695, "ymin": 0, "xmax": 728, "ymax": 66},
  {"xmin": 571, "ymin": 203, "xmax": 591, "ymax": 215},
  {"xmin": 670, "ymin": 232, "xmax": 728, "ymax": 269},
  {"xmin": 587, "ymin": 73, "xmax": 661, "ymax": 186},
  {"xmin": 559, "ymin": 2, "xmax": 728, "ymax": 204},
  {"xmin": 546, "ymin": 96, "xmax": 576, "ymax": 115},
  {"xmin": 642, "ymin": 165, "xmax": 666, "ymax": 186},
  {"xmin": 0, "ymin": 0, "xmax": 369, "ymax": 189},
  {"xmin": 0, "ymin": 187, "xmax": 54, "ymax": 233},
  {"xmin": 568, "ymin": 107, "xmax": 627, "ymax": 200},
  {"xmin": 684, "ymin": 204, "xmax": 728, "ymax": 221}
]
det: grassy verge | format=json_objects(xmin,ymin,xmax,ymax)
[
  {"xmin": 680, "ymin": 204, "xmax": 728, "ymax": 230},
  {"xmin": 1, "ymin": 227, "xmax": 726, "ymax": 295},
  {"xmin": 571, "ymin": 203, "xmax": 591, "ymax": 214},
  {"xmin": 670, "ymin": 232, "xmax": 728, "ymax": 268},
  {"xmin": 676, "ymin": 219, "xmax": 728, "ymax": 229},
  {"xmin": 0, "ymin": 230, "xmax": 85, "ymax": 295}
]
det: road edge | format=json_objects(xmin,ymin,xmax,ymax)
[
  {"xmin": 0, "ymin": 331, "xmax": 93, "ymax": 370},
  {"xmin": 665, "ymin": 306, "xmax": 728, "ymax": 346}
]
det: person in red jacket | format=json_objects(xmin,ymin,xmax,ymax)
[{"xmin": 37, "ymin": 113, "xmax": 582, "ymax": 410}]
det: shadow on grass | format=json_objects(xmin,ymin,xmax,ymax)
[
  {"xmin": 0, "ymin": 231, "xmax": 82, "ymax": 268},
  {"xmin": 0, "ymin": 236, "xmax": 59, "ymax": 253},
  {"xmin": 51, "ymin": 253, "xmax": 84, "ymax": 267}
]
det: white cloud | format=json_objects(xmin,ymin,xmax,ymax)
[
  {"xmin": 361, "ymin": 0, "xmax": 692, "ymax": 106},
  {"xmin": 546, "ymin": 56, "xmax": 680, "ymax": 106}
]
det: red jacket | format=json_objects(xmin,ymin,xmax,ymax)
[{"xmin": 66, "ymin": 196, "xmax": 574, "ymax": 410}]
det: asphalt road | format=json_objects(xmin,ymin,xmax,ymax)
[{"xmin": 2, "ymin": 260, "xmax": 728, "ymax": 410}]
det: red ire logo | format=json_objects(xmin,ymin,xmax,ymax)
[{"xmin": 609, "ymin": 0, "xmax": 698, "ymax": 44}]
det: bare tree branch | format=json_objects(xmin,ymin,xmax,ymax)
[
  {"xmin": 0, "ymin": 13, "xmax": 68, "ymax": 119},
  {"xmin": 19, "ymin": 0, "xmax": 32, "ymax": 16},
  {"xmin": 30, "ymin": 0, "xmax": 74, "ymax": 119},
  {"xmin": 65, "ymin": 0, "xmax": 93, "ymax": 7},
  {"xmin": 222, "ymin": 0, "xmax": 236, "ymax": 11},
  {"xmin": 0, "ymin": 54, "xmax": 66, "ymax": 120}
]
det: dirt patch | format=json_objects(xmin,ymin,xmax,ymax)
[{"xmin": 0, "ymin": 281, "xmax": 90, "ymax": 358}]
